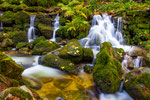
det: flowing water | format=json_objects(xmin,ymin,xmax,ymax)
[
  {"xmin": 80, "ymin": 14, "xmax": 134, "ymax": 100},
  {"xmin": 28, "ymin": 15, "xmax": 36, "ymax": 42},
  {"xmin": 134, "ymin": 56, "xmax": 143, "ymax": 67},
  {"xmin": 0, "ymin": 13, "xmax": 3, "ymax": 31},
  {"xmin": 50, "ymin": 14, "xmax": 60, "ymax": 42}
]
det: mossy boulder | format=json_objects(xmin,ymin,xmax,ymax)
[
  {"xmin": 13, "ymin": 4, "xmax": 28, "ymax": 12},
  {"xmin": 16, "ymin": 42, "xmax": 27, "ymax": 49},
  {"xmin": 38, "ymin": 23, "xmax": 54, "ymax": 39},
  {"xmin": 32, "ymin": 36, "xmax": 46, "ymax": 46},
  {"xmin": 18, "ymin": 47, "xmax": 29, "ymax": 55},
  {"xmin": 58, "ymin": 39, "xmax": 83, "ymax": 63},
  {"xmin": 82, "ymin": 48, "xmax": 94, "ymax": 63},
  {"xmin": 124, "ymin": 67, "xmax": 150, "ymax": 100},
  {"xmin": 32, "ymin": 41, "xmax": 60, "ymax": 55},
  {"xmin": 84, "ymin": 65, "xmax": 93, "ymax": 74},
  {"xmin": 143, "ymin": 52, "xmax": 150, "ymax": 68},
  {"xmin": 25, "ymin": 6, "xmax": 46, "ymax": 12},
  {"xmin": 12, "ymin": 31, "xmax": 28, "ymax": 44},
  {"xmin": 0, "ymin": 2, "xmax": 15, "ymax": 11},
  {"xmin": 0, "ymin": 52, "xmax": 24, "ymax": 80},
  {"xmin": 113, "ymin": 48, "xmax": 125, "ymax": 61},
  {"xmin": 93, "ymin": 42, "xmax": 122, "ymax": 93},
  {"xmin": 0, "ymin": 87, "xmax": 32, "ymax": 100},
  {"xmin": 42, "ymin": 54, "xmax": 77, "ymax": 74},
  {"xmin": 1, "ymin": 38, "xmax": 13, "ymax": 48}
]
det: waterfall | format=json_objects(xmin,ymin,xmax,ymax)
[
  {"xmin": 50, "ymin": 14, "xmax": 60, "ymax": 42},
  {"xmin": 28, "ymin": 15, "xmax": 36, "ymax": 42},
  {"xmin": 0, "ymin": 13, "xmax": 3, "ymax": 31},
  {"xmin": 80, "ymin": 14, "xmax": 124, "ymax": 58},
  {"xmin": 133, "ymin": 56, "xmax": 143, "ymax": 68}
]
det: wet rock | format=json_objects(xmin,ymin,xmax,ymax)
[
  {"xmin": 58, "ymin": 39, "xmax": 83, "ymax": 63},
  {"xmin": 18, "ymin": 47, "xmax": 29, "ymax": 54},
  {"xmin": 53, "ymin": 79, "xmax": 73, "ymax": 89},
  {"xmin": 82, "ymin": 48, "xmax": 94, "ymax": 63},
  {"xmin": 124, "ymin": 67, "xmax": 150, "ymax": 100},
  {"xmin": 42, "ymin": 54, "xmax": 77, "ymax": 74},
  {"xmin": 32, "ymin": 41, "xmax": 60, "ymax": 55},
  {"xmin": 127, "ymin": 57, "xmax": 134, "ymax": 70},
  {"xmin": 113, "ymin": 47, "xmax": 125, "ymax": 61},
  {"xmin": 0, "ymin": 52, "xmax": 24, "ymax": 80}
]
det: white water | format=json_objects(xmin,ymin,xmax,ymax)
[
  {"xmin": 80, "ymin": 14, "xmax": 124, "ymax": 58},
  {"xmin": 134, "ymin": 56, "xmax": 143, "ymax": 68},
  {"xmin": 28, "ymin": 15, "xmax": 36, "ymax": 42},
  {"xmin": 50, "ymin": 14, "xmax": 60, "ymax": 42},
  {"xmin": 0, "ymin": 13, "xmax": 3, "ymax": 31}
]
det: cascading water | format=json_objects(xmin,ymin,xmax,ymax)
[
  {"xmin": 0, "ymin": 13, "xmax": 3, "ymax": 31},
  {"xmin": 28, "ymin": 15, "xmax": 36, "ymax": 42},
  {"xmin": 133, "ymin": 56, "xmax": 143, "ymax": 67},
  {"xmin": 80, "ymin": 14, "xmax": 124, "ymax": 58},
  {"xmin": 50, "ymin": 14, "xmax": 60, "ymax": 42}
]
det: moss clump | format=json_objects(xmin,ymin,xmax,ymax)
[
  {"xmin": 16, "ymin": 42, "xmax": 27, "ymax": 49},
  {"xmin": 38, "ymin": 23, "xmax": 54, "ymax": 39},
  {"xmin": 26, "ymin": 6, "xmax": 46, "ymax": 12},
  {"xmin": 58, "ymin": 39, "xmax": 83, "ymax": 63},
  {"xmin": 82, "ymin": 48, "xmax": 94, "ymax": 62},
  {"xmin": 0, "ymin": 52, "xmax": 24, "ymax": 80},
  {"xmin": 113, "ymin": 48, "xmax": 125, "ymax": 61},
  {"xmin": 0, "ymin": 87, "xmax": 32, "ymax": 100},
  {"xmin": 32, "ymin": 41, "xmax": 60, "ymax": 55},
  {"xmin": 13, "ymin": 4, "xmax": 28, "ymax": 12},
  {"xmin": 0, "ymin": 2, "xmax": 15, "ymax": 11},
  {"xmin": 1, "ymin": 38, "xmax": 13, "ymax": 48},
  {"xmin": 32, "ymin": 36, "xmax": 46, "ymax": 46},
  {"xmin": 42, "ymin": 54, "xmax": 77, "ymax": 74},
  {"xmin": 124, "ymin": 68, "xmax": 150, "ymax": 100}
]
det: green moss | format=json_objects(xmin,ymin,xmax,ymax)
[
  {"xmin": 32, "ymin": 41, "xmax": 60, "ymax": 55},
  {"xmin": 13, "ymin": 4, "xmax": 28, "ymax": 12},
  {"xmin": 93, "ymin": 63, "xmax": 120, "ymax": 93},
  {"xmin": 26, "ymin": 6, "xmax": 46, "ymax": 12},
  {"xmin": 0, "ymin": 2, "xmax": 15, "ymax": 11},
  {"xmin": 38, "ymin": 23, "xmax": 54, "ymax": 39},
  {"xmin": 0, "ymin": 52, "xmax": 24, "ymax": 80},
  {"xmin": 32, "ymin": 36, "xmax": 46, "ymax": 46},
  {"xmin": 124, "ymin": 70, "xmax": 150, "ymax": 100},
  {"xmin": 16, "ymin": 42, "xmax": 27, "ymax": 49},
  {"xmin": 113, "ymin": 47, "xmax": 125, "ymax": 61},
  {"xmin": 42, "ymin": 54, "xmax": 77, "ymax": 74},
  {"xmin": 0, "ymin": 87, "xmax": 32, "ymax": 100},
  {"xmin": 1, "ymin": 38, "xmax": 13, "ymax": 48},
  {"xmin": 58, "ymin": 39, "xmax": 83, "ymax": 63},
  {"xmin": 82, "ymin": 48, "xmax": 94, "ymax": 62}
]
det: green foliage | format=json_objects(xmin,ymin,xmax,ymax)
[{"xmin": 57, "ymin": 1, "xmax": 91, "ymax": 39}]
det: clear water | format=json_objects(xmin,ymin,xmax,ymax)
[
  {"xmin": 50, "ymin": 14, "xmax": 60, "ymax": 42},
  {"xmin": 28, "ymin": 15, "xmax": 36, "ymax": 42}
]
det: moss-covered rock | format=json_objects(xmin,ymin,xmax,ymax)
[
  {"xmin": 1, "ymin": 38, "xmax": 13, "ymax": 48},
  {"xmin": 143, "ymin": 52, "xmax": 150, "ymax": 68},
  {"xmin": 58, "ymin": 39, "xmax": 83, "ymax": 63},
  {"xmin": 82, "ymin": 48, "xmax": 94, "ymax": 63},
  {"xmin": 32, "ymin": 41, "xmax": 60, "ymax": 55},
  {"xmin": 113, "ymin": 47, "xmax": 125, "ymax": 61},
  {"xmin": 0, "ymin": 52, "xmax": 24, "ymax": 80},
  {"xmin": 38, "ymin": 23, "xmax": 54, "ymax": 39},
  {"xmin": 13, "ymin": 4, "xmax": 28, "ymax": 12},
  {"xmin": 0, "ymin": 87, "xmax": 33, "ymax": 100},
  {"xmin": 84, "ymin": 65, "xmax": 93, "ymax": 74},
  {"xmin": 42, "ymin": 54, "xmax": 77, "ymax": 74},
  {"xmin": 16, "ymin": 42, "xmax": 27, "ymax": 49},
  {"xmin": 12, "ymin": 31, "xmax": 28, "ymax": 44},
  {"xmin": 124, "ymin": 67, "xmax": 150, "ymax": 100},
  {"xmin": 18, "ymin": 47, "xmax": 29, "ymax": 54},
  {"xmin": 0, "ymin": 2, "xmax": 15, "ymax": 11},
  {"xmin": 93, "ymin": 42, "xmax": 122, "ymax": 93},
  {"xmin": 32, "ymin": 36, "xmax": 46, "ymax": 46},
  {"xmin": 25, "ymin": 6, "xmax": 46, "ymax": 12}
]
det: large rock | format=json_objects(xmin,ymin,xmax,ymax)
[
  {"xmin": 124, "ymin": 67, "xmax": 150, "ymax": 100},
  {"xmin": 0, "ymin": 52, "xmax": 24, "ymax": 80},
  {"xmin": 42, "ymin": 54, "xmax": 77, "ymax": 74},
  {"xmin": 32, "ymin": 41, "xmax": 60, "ymax": 55},
  {"xmin": 58, "ymin": 39, "xmax": 83, "ymax": 63},
  {"xmin": 1, "ymin": 38, "xmax": 13, "ymax": 48},
  {"xmin": 38, "ymin": 23, "xmax": 54, "ymax": 39},
  {"xmin": 82, "ymin": 48, "xmax": 94, "ymax": 63},
  {"xmin": 93, "ymin": 42, "xmax": 122, "ymax": 93}
]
